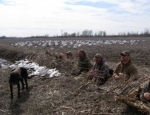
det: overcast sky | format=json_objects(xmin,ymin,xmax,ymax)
[{"xmin": 0, "ymin": 0, "xmax": 150, "ymax": 37}]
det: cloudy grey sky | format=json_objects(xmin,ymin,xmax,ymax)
[{"xmin": 0, "ymin": 0, "xmax": 150, "ymax": 37}]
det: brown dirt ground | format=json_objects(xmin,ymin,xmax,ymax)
[{"xmin": 1, "ymin": 65, "xmax": 150, "ymax": 115}]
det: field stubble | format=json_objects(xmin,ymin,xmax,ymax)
[{"xmin": 0, "ymin": 37, "xmax": 150, "ymax": 115}]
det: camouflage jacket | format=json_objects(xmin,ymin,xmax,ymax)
[
  {"xmin": 139, "ymin": 80, "xmax": 150, "ymax": 102},
  {"xmin": 140, "ymin": 80, "xmax": 150, "ymax": 92},
  {"xmin": 113, "ymin": 60, "xmax": 138, "ymax": 79},
  {"xmin": 77, "ymin": 55, "xmax": 92, "ymax": 75},
  {"xmin": 92, "ymin": 59, "xmax": 109, "ymax": 78}
]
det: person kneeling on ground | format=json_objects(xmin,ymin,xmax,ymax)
[
  {"xmin": 87, "ymin": 53, "xmax": 110, "ymax": 85},
  {"xmin": 65, "ymin": 51, "xmax": 73, "ymax": 60},
  {"xmin": 128, "ymin": 80, "xmax": 150, "ymax": 102},
  {"xmin": 76, "ymin": 49, "xmax": 92, "ymax": 76},
  {"xmin": 113, "ymin": 50, "xmax": 138, "ymax": 80}
]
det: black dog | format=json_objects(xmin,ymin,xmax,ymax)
[{"xmin": 9, "ymin": 67, "xmax": 29, "ymax": 99}]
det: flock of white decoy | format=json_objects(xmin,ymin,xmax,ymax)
[
  {"xmin": 0, "ymin": 59, "xmax": 61, "ymax": 78},
  {"xmin": 11, "ymin": 39, "xmax": 144, "ymax": 49},
  {"xmin": 0, "ymin": 58, "xmax": 10, "ymax": 69},
  {"xmin": 10, "ymin": 59, "xmax": 61, "ymax": 78}
]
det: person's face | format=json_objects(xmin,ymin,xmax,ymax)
[
  {"xmin": 78, "ymin": 51, "xmax": 84, "ymax": 58},
  {"xmin": 67, "ymin": 54, "xmax": 72, "ymax": 58},
  {"xmin": 121, "ymin": 55, "xmax": 130, "ymax": 62},
  {"xmin": 95, "ymin": 57, "xmax": 102, "ymax": 63}
]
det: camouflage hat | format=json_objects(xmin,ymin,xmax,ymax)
[
  {"xmin": 94, "ymin": 53, "xmax": 102, "ymax": 59},
  {"xmin": 65, "ymin": 51, "xmax": 72, "ymax": 54},
  {"xmin": 120, "ymin": 50, "xmax": 130, "ymax": 56}
]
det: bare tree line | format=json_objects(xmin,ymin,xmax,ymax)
[
  {"xmin": 0, "ymin": 28, "xmax": 150, "ymax": 39},
  {"xmin": 28, "ymin": 28, "xmax": 150, "ymax": 38},
  {"xmin": 59, "ymin": 28, "xmax": 150, "ymax": 37}
]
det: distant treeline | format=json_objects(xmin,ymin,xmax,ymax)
[{"xmin": 1, "ymin": 29, "xmax": 150, "ymax": 39}]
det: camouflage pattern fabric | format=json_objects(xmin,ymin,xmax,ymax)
[
  {"xmin": 113, "ymin": 60, "xmax": 138, "ymax": 79},
  {"xmin": 77, "ymin": 54, "xmax": 92, "ymax": 75},
  {"xmin": 139, "ymin": 81, "xmax": 150, "ymax": 102},
  {"xmin": 128, "ymin": 81, "xmax": 150, "ymax": 102},
  {"xmin": 91, "ymin": 59, "xmax": 109, "ymax": 78},
  {"xmin": 89, "ymin": 59, "xmax": 110, "ymax": 85}
]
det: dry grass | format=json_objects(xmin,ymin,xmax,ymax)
[{"xmin": 0, "ymin": 37, "xmax": 150, "ymax": 115}]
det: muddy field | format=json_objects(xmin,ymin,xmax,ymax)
[{"xmin": 0, "ymin": 37, "xmax": 150, "ymax": 115}]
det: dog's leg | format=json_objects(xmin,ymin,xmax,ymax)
[
  {"xmin": 20, "ymin": 78, "xmax": 24, "ymax": 90},
  {"xmin": 10, "ymin": 84, "xmax": 13, "ymax": 99},
  {"xmin": 17, "ymin": 82, "xmax": 21, "ymax": 98},
  {"xmin": 24, "ymin": 78, "xmax": 28, "ymax": 90}
]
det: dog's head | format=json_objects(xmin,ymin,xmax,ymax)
[{"xmin": 9, "ymin": 72, "xmax": 20, "ymax": 85}]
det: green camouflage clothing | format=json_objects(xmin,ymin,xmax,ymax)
[
  {"xmin": 77, "ymin": 54, "xmax": 92, "ymax": 75},
  {"xmin": 113, "ymin": 60, "xmax": 138, "ymax": 79},
  {"xmin": 139, "ymin": 81, "xmax": 150, "ymax": 102},
  {"xmin": 92, "ymin": 58, "xmax": 110, "ymax": 79},
  {"xmin": 128, "ymin": 81, "xmax": 150, "ymax": 102},
  {"xmin": 91, "ymin": 59, "xmax": 110, "ymax": 85},
  {"xmin": 141, "ymin": 81, "xmax": 150, "ymax": 93}
]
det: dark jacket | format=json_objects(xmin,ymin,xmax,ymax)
[
  {"xmin": 141, "ymin": 81, "xmax": 150, "ymax": 92},
  {"xmin": 92, "ymin": 59, "xmax": 109, "ymax": 79}
]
